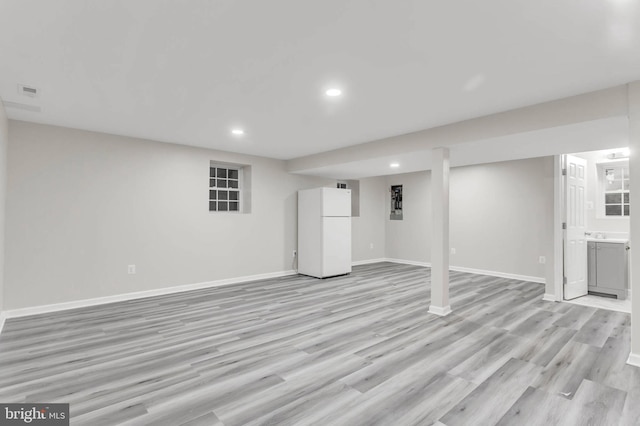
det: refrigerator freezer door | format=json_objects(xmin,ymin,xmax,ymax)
[
  {"xmin": 322, "ymin": 188, "xmax": 351, "ymax": 217},
  {"xmin": 322, "ymin": 217, "xmax": 352, "ymax": 277}
]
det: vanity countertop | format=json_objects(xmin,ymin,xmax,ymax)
[{"xmin": 586, "ymin": 238, "xmax": 629, "ymax": 244}]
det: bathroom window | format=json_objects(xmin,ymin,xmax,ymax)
[{"xmin": 597, "ymin": 162, "xmax": 629, "ymax": 217}]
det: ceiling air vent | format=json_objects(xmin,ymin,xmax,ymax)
[{"xmin": 18, "ymin": 84, "xmax": 39, "ymax": 98}]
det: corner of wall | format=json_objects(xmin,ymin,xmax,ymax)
[{"xmin": 0, "ymin": 101, "xmax": 8, "ymax": 317}]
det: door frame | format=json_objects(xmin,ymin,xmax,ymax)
[
  {"xmin": 553, "ymin": 151, "xmax": 630, "ymax": 302},
  {"xmin": 553, "ymin": 154, "xmax": 565, "ymax": 302}
]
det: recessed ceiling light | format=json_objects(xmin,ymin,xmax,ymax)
[
  {"xmin": 390, "ymin": 163, "xmax": 400, "ymax": 168},
  {"xmin": 325, "ymin": 88, "xmax": 342, "ymax": 97},
  {"xmin": 231, "ymin": 129, "xmax": 245, "ymax": 136}
]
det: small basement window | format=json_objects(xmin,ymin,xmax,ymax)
[
  {"xmin": 597, "ymin": 161, "xmax": 629, "ymax": 218},
  {"xmin": 209, "ymin": 164, "xmax": 242, "ymax": 212}
]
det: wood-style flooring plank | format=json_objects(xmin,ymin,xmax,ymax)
[
  {"xmin": 513, "ymin": 325, "xmax": 577, "ymax": 367},
  {"xmin": 572, "ymin": 309, "xmax": 628, "ymax": 348},
  {"xmin": 440, "ymin": 358, "xmax": 542, "ymax": 426},
  {"xmin": 495, "ymin": 386, "xmax": 571, "ymax": 426},
  {"xmin": 563, "ymin": 379, "xmax": 626, "ymax": 425},
  {"xmin": 532, "ymin": 340, "xmax": 601, "ymax": 398}
]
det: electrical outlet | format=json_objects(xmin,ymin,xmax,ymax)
[
  {"xmin": 369, "ymin": 243, "xmax": 374, "ymax": 250},
  {"xmin": 292, "ymin": 250, "xmax": 297, "ymax": 258},
  {"xmin": 128, "ymin": 264, "xmax": 136, "ymax": 274},
  {"xmin": 539, "ymin": 256, "xmax": 546, "ymax": 264},
  {"xmin": 450, "ymin": 248, "xmax": 456, "ymax": 255}
]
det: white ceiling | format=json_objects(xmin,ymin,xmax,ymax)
[{"xmin": 1, "ymin": 0, "xmax": 640, "ymax": 160}]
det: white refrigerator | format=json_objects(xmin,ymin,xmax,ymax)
[{"xmin": 298, "ymin": 187, "xmax": 352, "ymax": 278}]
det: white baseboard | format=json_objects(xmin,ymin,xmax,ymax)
[
  {"xmin": 385, "ymin": 258, "xmax": 432, "ymax": 268},
  {"xmin": 627, "ymin": 352, "xmax": 640, "ymax": 368},
  {"xmin": 384, "ymin": 258, "xmax": 544, "ymax": 284},
  {"xmin": 0, "ymin": 259, "xmax": 546, "ymax": 322},
  {"xmin": 428, "ymin": 305, "xmax": 452, "ymax": 316},
  {"xmin": 352, "ymin": 258, "xmax": 388, "ymax": 266},
  {"xmin": 3, "ymin": 270, "xmax": 297, "ymax": 319},
  {"xmin": 542, "ymin": 293, "xmax": 557, "ymax": 302},
  {"xmin": 448, "ymin": 265, "xmax": 545, "ymax": 284}
]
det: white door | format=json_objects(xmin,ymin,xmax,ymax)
[{"xmin": 564, "ymin": 155, "xmax": 588, "ymax": 300}]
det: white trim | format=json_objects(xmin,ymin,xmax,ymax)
[
  {"xmin": 627, "ymin": 352, "xmax": 640, "ymax": 368},
  {"xmin": 0, "ymin": 313, "xmax": 6, "ymax": 335},
  {"xmin": 428, "ymin": 305, "xmax": 452, "ymax": 316},
  {"xmin": 542, "ymin": 293, "xmax": 557, "ymax": 302},
  {"xmin": 385, "ymin": 258, "xmax": 432, "ymax": 268},
  {"xmin": 382, "ymin": 258, "xmax": 544, "ymax": 283},
  {"xmin": 448, "ymin": 265, "xmax": 545, "ymax": 284},
  {"xmin": 554, "ymin": 154, "xmax": 565, "ymax": 303},
  {"xmin": 352, "ymin": 258, "xmax": 388, "ymax": 266},
  {"xmin": 3, "ymin": 270, "xmax": 297, "ymax": 319}
]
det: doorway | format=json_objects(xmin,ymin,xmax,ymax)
[{"xmin": 559, "ymin": 149, "xmax": 631, "ymax": 313}]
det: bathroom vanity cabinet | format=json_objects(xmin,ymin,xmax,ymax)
[{"xmin": 587, "ymin": 240, "xmax": 628, "ymax": 299}]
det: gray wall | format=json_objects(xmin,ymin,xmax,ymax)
[
  {"xmin": 5, "ymin": 121, "xmax": 342, "ymax": 309},
  {"xmin": 384, "ymin": 157, "xmax": 554, "ymax": 281},
  {"xmin": 450, "ymin": 157, "xmax": 554, "ymax": 280},
  {"xmin": 352, "ymin": 176, "xmax": 386, "ymax": 262},
  {"xmin": 385, "ymin": 172, "xmax": 431, "ymax": 262},
  {"xmin": 0, "ymin": 104, "xmax": 7, "ymax": 311}
]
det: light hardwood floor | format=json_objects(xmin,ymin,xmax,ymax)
[{"xmin": 0, "ymin": 262, "xmax": 638, "ymax": 425}]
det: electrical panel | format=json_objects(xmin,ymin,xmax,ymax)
[{"xmin": 390, "ymin": 185, "xmax": 403, "ymax": 220}]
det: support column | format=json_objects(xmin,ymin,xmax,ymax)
[
  {"xmin": 629, "ymin": 81, "xmax": 640, "ymax": 367},
  {"xmin": 428, "ymin": 147, "xmax": 452, "ymax": 316}
]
